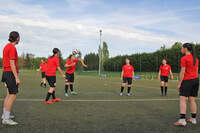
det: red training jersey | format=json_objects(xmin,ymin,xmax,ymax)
[
  {"xmin": 181, "ymin": 54, "xmax": 199, "ymax": 80},
  {"xmin": 122, "ymin": 64, "xmax": 134, "ymax": 78},
  {"xmin": 66, "ymin": 59, "xmax": 80, "ymax": 74},
  {"xmin": 3, "ymin": 43, "xmax": 18, "ymax": 73},
  {"xmin": 45, "ymin": 56, "xmax": 60, "ymax": 76},
  {"xmin": 159, "ymin": 64, "xmax": 171, "ymax": 76},
  {"xmin": 40, "ymin": 62, "xmax": 47, "ymax": 72}
]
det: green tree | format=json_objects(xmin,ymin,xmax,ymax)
[
  {"xmin": 84, "ymin": 53, "xmax": 99, "ymax": 71},
  {"xmin": 58, "ymin": 51, "xmax": 65, "ymax": 70}
]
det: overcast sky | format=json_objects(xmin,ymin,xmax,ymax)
[{"xmin": 0, "ymin": 0, "xmax": 200, "ymax": 58}]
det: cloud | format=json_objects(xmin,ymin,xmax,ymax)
[{"xmin": 0, "ymin": 0, "xmax": 199, "ymax": 58}]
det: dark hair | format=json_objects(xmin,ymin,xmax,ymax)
[
  {"xmin": 8, "ymin": 31, "xmax": 20, "ymax": 42},
  {"xmin": 67, "ymin": 54, "xmax": 73, "ymax": 60},
  {"xmin": 51, "ymin": 48, "xmax": 60, "ymax": 58},
  {"xmin": 126, "ymin": 57, "xmax": 131, "ymax": 64},
  {"xmin": 183, "ymin": 43, "xmax": 196, "ymax": 66}
]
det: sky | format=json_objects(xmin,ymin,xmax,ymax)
[{"xmin": 0, "ymin": 0, "xmax": 200, "ymax": 58}]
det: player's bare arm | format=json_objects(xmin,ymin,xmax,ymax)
[{"xmin": 10, "ymin": 60, "xmax": 20, "ymax": 85}]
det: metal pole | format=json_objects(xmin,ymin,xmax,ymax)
[{"xmin": 98, "ymin": 29, "xmax": 102, "ymax": 76}]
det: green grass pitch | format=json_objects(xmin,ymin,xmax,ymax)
[{"xmin": 0, "ymin": 71, "xmax": 199, "ymax": 133}]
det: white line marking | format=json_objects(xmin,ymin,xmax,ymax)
[{"xmin": 0, "ymin": 98, "xmax": 200, "ymax": 102}]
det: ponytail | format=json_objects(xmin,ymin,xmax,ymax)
[
  {"xmin": 51, "ymin": 48, "xmax": 60, "ymax": 58},
  {"xmin": 183, "ymin": 43, "xmax": 196, "ymax": 66}
]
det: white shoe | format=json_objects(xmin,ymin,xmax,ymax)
[
  {"xmin": 127, "ymin": 93, "xmax": 131, "ymax": 96},
  {"xmin": 187, "ymin": 118, "xmax": 197, "ymax": 124},
  {"xmin": 120, "ymin": 93, "xmax": 123, "ymax": 96},
  {"xmin": 65, "ymin": 93, "xmax": 69, "ymax": 97},
  {"xmin": 2, "ymin": 119, "xmax": 18, "ymax": 125},
  {"xmin": 174, "ymin": 119, "xmax": 187, "ymax": 126},
  {"xmin": 1, "ymin": 114, "xmax": 15, "ymax": 119},
  {"xmin": 71, "ymin": 91, "xmax": 78, "ymax": 95}
]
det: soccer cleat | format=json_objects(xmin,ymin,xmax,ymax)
[
  {"xmin": 173, "ymin": 119, "xmax": 187, "ymax": 126},
  {"xmin": 65, "ymin": 93, "xmax": 69, "ymax": 97},
  {"xmin": 120, "ymin": 93, "xmax": 123, "ymax": 96},
  {"xmin": 71, "ymin": 91, "xmax": 78, "ymax": 95},
  {"xmin": 44, "ymin": 100, "xmax": 53, "ymax": 104},
  {"xmin": 127, "ymin": 93, "xmax": 131, "ymax": 96},
  {"xmin": 2, "ymin": 119, "xmax": 18, "ymax": 125},
  {"xmin": 187, "ymin": 118, "xmax": 197, "ymax": 124},
  {"xmin": 52, "ymin": 98, "xmax": 61, "ymax": 102},
  {"xmin": 1, "ymin": 114, "xmax": 15, "ymax": 119}
]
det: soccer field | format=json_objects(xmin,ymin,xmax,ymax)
[{"xmin": 0, "ymin": 71, "xmax": 199, "ymax": 133}]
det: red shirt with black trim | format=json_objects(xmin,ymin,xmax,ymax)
[
  {"xmin": 45, "ymin": 56, "xmax": 60, "ymax": 76},
  {"xmin": 3, "ymin": 43, "xmax": 18, "ymax": 73},
  {"xmin": 40, "ymin": 62, "xmax": 47, "ymax": 72},
  {"xmin": 122, "ymin": 64, "xmax": 134, "ymax": 78},
  {"xmin": 66, "ymin": 59, "xmax": 80, "ymax": 74},
  {"xmin": 181, "ymin": 54, "xmax": 199, "ymax": 80},
  {"xmin": 159, "ymin": 64, "xmax": 171, "ymax": 76}
]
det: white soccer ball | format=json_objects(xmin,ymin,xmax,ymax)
[{"xmin": 72, "ymin": 49, "xmax": 79, "ymax": 55}]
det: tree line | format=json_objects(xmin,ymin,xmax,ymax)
[
  {"xmin": 0, "ymin": 42, "xmax": 199, "ymax": 73},
  {"xmin": 103, "ymin": 42, "xmax": 200, "ymax": 73}
]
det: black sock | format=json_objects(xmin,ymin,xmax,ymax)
[
  {"xmin": 65, "ymin": 85, "xmax": 69, "ymax": 93},
  {"xmin": 165, "ymin": 87, "xmax": 167, "ymax": 96},
  {"xmin": 128, "ymin": 87, "xmax": 131, "ymax": 93},
  {"xmin": 161, "ymin": 86, "xmax": 163, "ymax": 96},
  {"xmin": 121, "ymin": 86, "xmax": 124, "ymax": 93},
  {"xmin": 45, "ymin": 92, "xmax": 52, "ymax": 101},
  {"xmin": 191, "ymin": 113, "xmax": 196, "ymax": 118},
  {"xmin": 52, "ymin": 91, "xmax": 56, "ymax": 99},
  {"xmin": 180, "ymin": 114, "xmax": 186, "ymax": 119},
  {"xmin": 70, "ymin": 84, "xmax": 74, "ymax": 92}
]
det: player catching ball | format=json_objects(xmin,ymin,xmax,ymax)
[
  {"xmin": 174, "ymin": 43, "xmax": 199, "ymax": 126},
  {"xmin": 1, "ymin": 31, "xmax": 20, "ymax": 125},
  {"xmin": 158, "ymin": 59, "xmax": 173, "ymax": 96},
  {"xmin": 64, "ymin": 54, "xmax": 87, "ymax": 96},
  {"xmin": 37, "ymin": 58, "xmax": 47, "ymax": 88},
  {"xmin": 120, "ymin": 58, "xmax": 136, "ymax": 96},
  {"xmin": 44, "ymin": 48, "xmax": 65, "ymax": 104}
]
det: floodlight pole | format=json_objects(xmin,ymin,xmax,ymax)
[{"xmin": 99, "ymin": 29, "xmax": 102, "ymax": 76}]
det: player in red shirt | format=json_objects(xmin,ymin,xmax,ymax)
[
  {"xmin": 120, "ymin": 58, "xmax": 136, "ymax": 96},
  {"xmin": 174, "ymin": 43, "xmax": 199, "ymax": 126},
  {"xmin": 44, "ymin": 48, "xmax": 65, "ymax": 104},
  {"xmin": 64, "ymin": 54, "xmax": 87, "ymax": 96},
  {"xmin": 158, "ymin": 59, "xmax": 173, "ymax": 96},
  {"xmin": 1, "ymin": 31, "xmax": 20, "ymax": 125},
  {"xmin": 37, "ymin": 58, "xmax": 47, "ymax": 88}
]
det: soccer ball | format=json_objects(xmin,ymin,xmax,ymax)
[
  {"xmin": 72, "ymin": 49, "xmax": 79, "ymax": 55},
  {"xmin": 72, "ymin": 49, "xmax": 81, "ymax": 58}
]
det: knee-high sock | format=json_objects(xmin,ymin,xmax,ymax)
[
  {"xmin": 165, "ymin": 87, "xmax": 167, "ymax": 96},
  {"xmin": 161, "ymin": 86, "xmax": 163, "ymax": 95},
  {"xmin": 65, "ymin": 85, "xmax": 69, "ymax": 93},
  {"xmin": 121, "ymin": 86, "xmax": 124, "ymax": 93},
  {"xmin": 52, "ymin": 91, "xmax": 56, "ymax": 99},
  {"xmin": 70, "ymin": 84, "xmax": 74, "ymax": 92},
  {"xmin": 45, "ymin": 92, "xmax": 52, "ymax": 101},
  {"xmin": 128, "ymin": 87, "xmax": 131, "ymax": 93}
]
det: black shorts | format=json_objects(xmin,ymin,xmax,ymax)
[
  {"xmin": 160, "ymin": 76, "xmax": 169, "ymax": 82},
  {"xmin": 179, "ymin": 78, "xmax": 199, "ymax": 97},
  {"xmin": 41, "ymin": 72, "xmax": 46, "ymax": 78},
  {"xmin": 46, "ymin": 76, "xmax": 56, "ymax": 87},
  {"xmin": 1, "ymin": 71, "xmax": 19, "ymax": 94},
  {"xmin": 66, "ymin": 73, "xmax": 74, "ymax": 83},
  {"xmin": 123, "ymin": 77, "xmax": 132, "ymax": 85}
]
